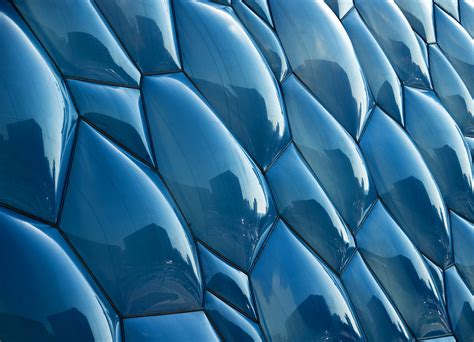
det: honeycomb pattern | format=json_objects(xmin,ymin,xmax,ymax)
[{"xmin": 0, "ymin": 0, "xmax": 472, "ymax": 341}]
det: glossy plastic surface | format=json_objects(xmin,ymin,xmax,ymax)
[
  {"xmin": 251, "ymin": 220, "xmax": 363, "ymax": 341},
  {"xmin": 428, "ymin": 45, "xmax": 474, "ymax": 136},
  {"xmin": 60, "ymin": 123, "xmax": 202, "ymax": 316},
  {"xmin": 67, "ymin": 79, "xmax": 154, "ymax": 164},
  {"xmin": 143, "ymin": 73, "xmax": 276, "ymax": 270},
  {"xmin": 434, "ymin": 5, "xmax": 474, "ymax": 96},
  {"xmin": 357, "ymin": 201, "xmax": 451, "ymax": 339},
  {"xmin": 94, "ymin": 0, "xmax": 181, "ymax": 73},
  {"xmin": 459, "ymin": 0, "xmax": 474, "ymax": 37},
  {"xmin": 444, "ymin": 267, "xmax": 474, "ymax": 342},
  {"xmin": 0, "ymin": 208, "xmax": 120, "ymax": 342},
  {"xmin": 13, "ymin": 0, "xmax": 140, "ymax": 86},
  {"xmin": 271, "ymin": 0, "xmax": 371, "ymax": 140},
  {"xmin": 175, "ymin": 1, "xmax": 290, "ymax": 168},
  {"xmin": 124, "ymin": 312, "xmax": 219, "ymax": 342},
  {"xmin": 435, "ymin": 0, "xmax": 459, "ymax": 20},
  {"xmin": 205, "ymin": 292, "xmax": 264, "ymax": 342},
  {"xmin": 451, "ymin": 212, "xmax": 474, "ymax": 291},
  {"xmin": 341, "ymin": 252, "xmax": 413, "ymax": 342},
  {"xmin": 324, "ymin": 0, "xmax": 353, "ymax": 19},
  {"xmin": 232, "ymin": 0, "xmax": 289, "ymax": 82},
  {"xmin": 283, "ymin": 75, "xmax": 376, "ymax": 231},
  {"xmin": 266, "ymin": 144, "xmax": 355, "ymax": 272},
  {"xmin": 0, "ymin": 1, "xmax": 77, "ymax": 223},
  {"xmin": 355, "ymin": 0, "xmax": 431, "ymax": 89},
  {"xmin": 198, "ymin": 243, "xmax": 256, "ymax": 319},
  {"xmin": 343, "ymin": 9, "xmax": 404, "ymax": 126},
  {"xmin": 394, "ymin": 0, "xmax": 436, "ymax": 43},
  {"xmin": 405, "ymin": 87, "xmax": 473, "ymax": 221},
  {"xmin": 360, "ymin": 107, "xmax": 452, "ymax": 267},
  {"xmin": 244, "ymin": 0, "xmax": 273, "ymax": 26}
]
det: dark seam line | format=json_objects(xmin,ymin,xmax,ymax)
[
  {"xmin": 0, "ymin": 202, "xmax": 55, "ymax": 226},
  {"xmin": 356, "ymin": 252, "xmax": 418, "ymax": 339},
  {"xmin": 124, "ymin": 307, "xmax": 204, "ymax": 320},
  {"xmin": 263, "ymin": 138, "xmax": 293, "ymax": 173},
  {"xmin": 247, "ymin": 215, "xmax": 280, "ymax": 275},
  {"xmin": 54, "ymin": 225, "xmax": 125, "ymax": 319},
  {"xmin": 196, "ymin": 237, "xmax": 249, "ymax": 275},
  {"xmin": 65, "ymin": 75, "xmax": 140, "ymax": 89},
  {"xmin": 206, "ymin": 288, "xmax": 259, "ymax": 324},
  {"xmin": 203, "ymin": 310, "xmax": 226, "ymax": 341},
  {"xmin": 352, "ymin": 197, "xmax": 378, "ymax": 237}
]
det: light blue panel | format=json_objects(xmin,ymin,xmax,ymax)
[
  {"xmin": 360, "ymin": 107, "xmax": 452, "ymax": 267},
  {"xmin": 459, "ymin": 0, "xmax": 474, "ymax": 37},
  {"xmin": 270, "ymin": 0, "xmax": 372, "ymax": 140},
  {"xmin": 94, "ymin": 0, "xmax": 181, "ymax": 73},
  {"xmin": 405, "ymin": 87, "xmax": 473, "ymax": 221},
  {"xmin": 143, "ymin": 73, "xmax": 276, "ymax": 270},
  {"xmin": 451, "ymin": 212, "xmax": 474, "ymax": 291},
  {"xmin": 343, "ymin": 9, "xmax": 404, "ymax": 125},
  {"xmin": 0, "ymin": 208, "xmax": 120, "ymax": 342},
  {"xmin": 282, "ymin": 75, "xmax": 376, "ymax": 232},
  {"xmin": 232, "ymin": 0, "xmax": 289, "ymax": 82},
  {"xmin": 394, "ymin": 0, "xmax": 436, "ymax": 43},
  {"xmin": 428, "ymin": 45, "xmax": 474, "ymax": 136},
  {"xmin": 355, "ymin": 0, "xmax": 431, "ymax": 89},
  {"xmin": 251, "ymin": 220, "xmax": 363, "ymax": 341},
  {"xmin": 434, "ymin": 0, "xmax": 459, "ymax": 20},
  {"xmin": 357, "ymin": 201, "xmax": 451, "ymax": 339},
  {"xmin": 266, "ymin": 144, "xmax": 355, "ymax": 272},
  {"xmin": 198, "ymin": 243, "xmax": 257, "ymax": 319},
  {"xmin": 124, "ymin": 311, "xmax": 220, "ymax": 342},
  {"xmin": 341, "ymin": 252, "xmax": 413, "ymax": 342},
  {"xmin": 13, "ymin": 0, "xmax": 140, "ymax": 86},
  {"xmin": 205, "ymin": 292, "xmax": 264, "ymax": 342},
  {"xmin": 60, "ymin": 123, "xmax": 202, "ymax": 316},
  {"xmin": 175, "ymin": 0, "xmax": 290, "ymax": 169},
  {"xmin": 0, "ymin": 1, "xmax": 77, "ymax": 223},
  {"xmin": 324, "ymin": 0, "xmax": 353, "ymax": 19},
  {"xmin": 435, "ymin": 5, "xmax": 474, "ymax": 96},
  {"xmin": 67, "ymin": 79, "xmax": 154, "ymax": 165},
  {"xmin": 444, "ymin": 267, "xmax": 474, "ymax": 342}
]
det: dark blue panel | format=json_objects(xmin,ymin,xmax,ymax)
[
  {"xmin": 94, "ymin": 0, "xmax": 181, "ymax": 73},
  {"xmin": 251, "ymin": 220, "xmax": 363, "ymax": 341},
  {"xmin": 394, "ymin": 0, "xmax": 436, "ymax": 43},
  {"xmin": 405, "ymin": 87, "xmax": 473, "ymax": 221},
  {"xmin": 428, "ymin": 45, "xmax": 474, "ymax": 136},
  {"xmin": 124, "ymin": 311, "xmax": 220, "ymax": 341},
  {"xmin": 357, "ymin": 201, "xmax": 451, "ymax": 339},
  {"xmin": 232, "ymin": 0, "xmax": 289, "ymax": 82},
  {"xmin": 282, "ymin": 75, "xmax": 376, "ymax": 231},
  {"xmin": 355, "ymin": 0, "xmax": 431, "ymax": 88},
  {"xmin": 0, "ymin": 1, "xmax": 77, "ymax": 223},
  {"xmin": 444, "ymin": 267, "xmax": 474, "ymax": 342},
  {"xmin": 13, "ymin": 0, "xmax": 140, "ymax": 86},
  {"xmin": 451, "ymin": 212, "xmax": 474, "ymax": 291},
  {"xmin": 343, "ymin": 9, "xmax": 404, "ymax": 125},
  {"xmin": 67, "ymin": 79, "xmax": 154, "ymax": 164},
  {"xmin": 435, "ymin": 5, "xmax": 474, "ymax": 96},
  {"xmin": 205, "ymin": 292, "xmax": 264, "ymax": 342},
  {"xmin": 60, "ymin": 122, "xmax": 202, "ymax": 316},
  {"xmin": 360, "ymin": 107, "xmax": 452, "ymax": 267},
  {"xmin": 0, "ymin": 208, "xmax": 120, "ymax": 342},
  {"xmin": 270, "ymin": 0, "xmax": 372, "ymax": 140},
  {"xmin": 435, "ymin": 0, "xmax": 459, "ymax": 20},
  {"xmin": 266, "ymin": 144, "xmax": 355, "ymax": 272},
  {"xmin": 198, "ymin": 243, "xmax": 256, "ymax": 319},
  {"xmin": 341, "ymin": 252, "xmax": 413, "ymax": 342},
  {"xmin": 175, "ymin": 0, "xmax": 290, "ymax": 169},
  {"xmin": 423, "ymin": 256, "xmax": 446, "ymax": 305},
  {"xmin": 143, "ymin": 73, "xmax": 276, "ymax": 270}
]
